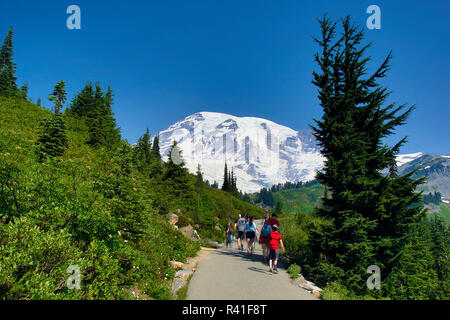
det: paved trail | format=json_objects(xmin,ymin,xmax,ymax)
[{"xmin": 186, "ymin": 220, "xmax": 318, "ymax": 300}]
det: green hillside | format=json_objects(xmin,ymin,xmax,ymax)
[
  {"xmin": 272, "ymin": 183, "xmax": 324, "ymax": 214},
  {"xmin": 0, "ymin": 96, "xmax": 262, "ymax": 299}
]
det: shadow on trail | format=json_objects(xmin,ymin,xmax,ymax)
[{"xmin": 248, "ymin": 266, "xmax": 270, "ymax": 274}]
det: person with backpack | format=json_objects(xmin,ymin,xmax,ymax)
[
  {"xmin": 225, "ymin": 221, "xmax": 233, "ymax": 248},
  {"xmin": 234, "ymin": 214, "xmax": 247, "ymax": 251},
  {"xmin": 268, "ymin": 224, "xmax": 285, "ymax": 274},
  {"xmin": 244, "ymin": 216, "xmax": 258, "ymax": 256},
  {"xmin": 259, "ymin": 218, "xmax": 272, "ymax": 261}
]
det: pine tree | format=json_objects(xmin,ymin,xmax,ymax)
[
  {"xmin": 133, "ymin": 128, "xmax": 152, "ymax": 168},
  {"xmin": 35, "ymin": 80, "xmax": 68, "ymax": 161},
  {"xmin": 20, "ymin": 81, "xmax": 28, "ymax": 100},
  {"xmin": 152, "ymin": 134, "xmax": 160, "ymax": 159},
  {"xmin": 308, "ymin": 15, "xmax": 426, "ymax": 295},
  {"xmin": 36, "ymin": 97, "xmax": 41, "ymax": 106},
  {"xmin": 69, "ymin": 81, "xmax": 121, "ymax": 148},
  {"xmin": 221, "ymin": 162, "xmax": 229, "ymax": 191},
  {"xmin": 0, "ymin": 27, "xmax": 18, "ymax": 97},
  {"xmin": 48, "ymin": 80, "xmax": 67, "ymax": 113},
  {"xmin": 162, "ymin": 141, "xmax": 194, "ymax": 201}
]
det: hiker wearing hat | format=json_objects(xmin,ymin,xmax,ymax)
[{"xmin": 268, "ymin": 224, "xmax": 285, "ymax": 274}]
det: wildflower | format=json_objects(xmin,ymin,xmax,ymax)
[
  {"xmin": 12, "ymin": 181, "xmax": 18, "ymax": 185},
  {"xmin": 68, "ymin": 158, "xmax": 73, "ymax": 162},
  {"xmin": 4, "ymin": 152, "xmax": 10, "ymax": 157},
  {"xmin": 86, "ymin": 165, "xmax": 91, "ymax": 170},
  {"xmin": 42, "ymin": 163, "xmax": 49, "ymax": 167},
  {"xmin": 106, "ymin": 211, "xmax": 110, "ymax": 216},
  {"xmin": 15, "ymin": 146, "xmax": 21, "ymax": 150},
  {"xmin": 133, "ymin": 187, "xmax": 137, "ymax": 192}
]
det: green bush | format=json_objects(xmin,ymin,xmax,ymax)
[{"xmin": 287, "ymin": 264, "xmax": 302, "ymax": 279}]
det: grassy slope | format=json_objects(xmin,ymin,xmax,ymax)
[
  {"xmin": 0, "ymin": 97, "xmax": 263, "ymax": 299},
  {"xmin": 272, "ymin": 183, "xmax": 324, "ymax": 214}
]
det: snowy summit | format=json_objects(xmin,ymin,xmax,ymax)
[{"xmin": 157, "ymin": 112, "xmax": 324, "ymax": 193}]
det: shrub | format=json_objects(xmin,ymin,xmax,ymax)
[{"xmin": 287, "ymin": 263, "xmax": 302, "ymax": 279}]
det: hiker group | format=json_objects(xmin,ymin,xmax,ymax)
[{"xmin": 225, "ymin": 212, "xmax": 285, "ymax": 274}]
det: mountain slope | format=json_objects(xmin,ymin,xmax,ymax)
[{"xmin": 397, "ymin": 154, "xmax": 450, "ymax": 198}]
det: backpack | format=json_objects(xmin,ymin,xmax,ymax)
[
  {"xmin": 237, "ymin": 218, "xmax": 246, "ymax": 232},
  {"xmin": 261, "ymin": 223, "xmax": 272, "ymax": 238}
]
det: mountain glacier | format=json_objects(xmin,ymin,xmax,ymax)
[{"xmin": 158, "ymin": 112, "xmax": 324, "ymax": 193}]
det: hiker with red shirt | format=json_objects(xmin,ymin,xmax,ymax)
[{"xmin": 268, "ymin": 224, "xmax": 285, "ymax": 274}]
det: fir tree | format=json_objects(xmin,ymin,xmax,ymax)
[
  {"xmin": 221, "ymin": 162, "xmax": 229, "ymax": 191},
  {"xmin": 48, "ymin": 80, "xmax": 67, "ymax": 113},
  {"xmin": 152, "ymin": 134, "xmax": 160, "ymax": 159},
  {"xmin": 20, "ymin": 81, "xmax": 28, "ymax": 100},
  {"xmin": 133, "ymin": 128, "xmax": 152, "ymax": 168},
  {"xmin": 69, "ymin": 81, "xmax": 121, "ymax": 148},
  {"xmin": 308, "ymin": 15, "xmax": 426, "ymax": 295},
  {"xmin": 36, "ymin": 97, "xmax": 41, "ymax": 106},
  {"xmin": 0, "ymin": 27, "xmax": 18, "ymax": 97},
  {"xmin": 35, "ymin": 80, "xmax": 68, "ymax": 160}
]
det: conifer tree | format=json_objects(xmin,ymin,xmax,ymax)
[
  {"xmin": 308, "ymin": 15, "xmax": 426, "ymax": 294},
  {"xmin": 48, "ymin": 80, "xmax": 67, "ymax": 113},
  {"xmin": 35, "ymin": 80, "xmax": 68, "ymax": 160},
  {"xmin": 20, "ymin": 81, "xmax": 28, "ymax": 100},
  {"xmin": 221, "ymin": 162, "xmax": 229, "ymax": 191},
  {"xmin": 0, "ymin": 27, "xmax": 18, "ymax": 97},
  {"xmin": 36, "ymin": 97, "xmax": 41, "ymax": 106},
  {"xmin": 162, "ymin": 141, "xmax": 193, "ymax": 200},
  {"xmin": 70, "ymin": 81, "xmax": 121, "ymax": 148},
  {"xmin": 133, "ymin": 128, "xmax": 152, "ymax": 168},
  {"xmin": 152, "ymin": 134, "xmax": 160, "ymax": 159}
]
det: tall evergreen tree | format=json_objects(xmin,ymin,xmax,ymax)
[
  {"xmin": 35, "ymin": 80, "xmax": 68, "ymax": 160},
  {"xmin": 20, "ymin": 81, "xmax": 28, "ymax": 100},
  {"xmin": 221, "ymin": 162, "xmax": 229, "ymax": 191},
  {"xmin": 0, "ymin": 27, "xmax": 18, "ymax": 97},
  {"xmin": 48, "ymin": 80, "xmax": 67, "ymax": 113},
  {"xmin": 152, "ymin": 134, "xmax": 160, "ymax": 159},
  {"xmin": 133, "ymin": 128, "xmax": 152, "ymax": 168},
  {"xmin": 307, "ymin": 15, "xmax": 426, "ymax": 295}
]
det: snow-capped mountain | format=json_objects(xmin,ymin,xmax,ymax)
[
  {"xmin": 156, "ymin": 111, "xmax": 446, "ymax": 194},
  {"xmin": 158, "ymin": 112, "xmax": 324, "ymax": 193}
]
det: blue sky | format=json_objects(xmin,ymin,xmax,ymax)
[{"xmin": 1, "ymin": 0, "xmax": 449, "ymax": 154}]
